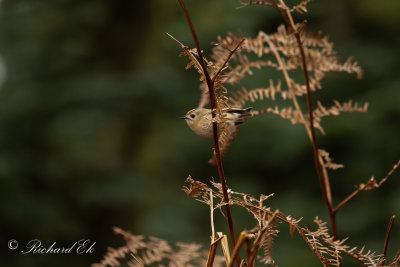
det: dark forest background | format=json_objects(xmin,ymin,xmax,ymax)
[{"xmin": 0, "ymin": 0, "xmax": 399, "ymax": 266}]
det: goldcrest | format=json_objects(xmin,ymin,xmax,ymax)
[{"xmin": 181, "ymin": 107, "xmax": 253, "ymax": 139}]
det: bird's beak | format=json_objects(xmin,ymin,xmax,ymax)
[{"xmin": 179, "ymin": 116, "xmax": 187, "ymax": 120}]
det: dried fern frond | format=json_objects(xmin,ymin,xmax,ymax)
[
  {"xmin": 319, "ymin": 149, "xmax": 344, "ymax": 170},
  {"xmin": 183, "ymin": 175, "xmax": 209, "ymax": 197},
  {"xmin": 251, "ymin": 105, "xmax": 304, "ymax": 127},
  {"xmin": 224, "ymin": 55, "xmax": 278, "ymax": 86},
  {"xmin": 237, "ymin": 0, "xmax": 275, "ymax": 9},
  {"xmin": 208, "ymin": 125, "xmax": 239, "ymax": 165},
  {"xmin": 167, "ymin": 33, "xmax": 209, "ymax": 83},
  {"xmin": 93, "ymin": 246, "xmax": 131, "ymax": 267},
  {"xmin": 229, "ymin": 80, "xmax": 286, "ymax": 108},
  {"xmin": 344, "ymin": 246, "xmax": 382, "ymax": 267},
  {"xmin": 301, "ymin": 217, "xmax": 332, "ymax": 265},
  {"xmin": 259, "ymin": 224, "xmax": 279, "ymax": 266},
  {"xmin": 212, "ymin": 33, "xmax": 276, "ymax": 86},
  {"xmin": 92, "ymin": 226, "xmax": 225, "ymax": 267},
  {"xmin": 239, "ymin": 0, "xmax": 312, "ymax": 14},
  {"xmin": 290, "ymin": 0, "xmax": 312, "ymax": 14},
  {"xmin": 224, "ymin": 25, "xmax": 362, "ymax": 91},
  {"xmin": 312, "ymin": 100, "xmax": 368, "ymax": 134},
  {"xmin": 183, "ymin": 177, "xmax": 384, "ymax": 266},
  {"xmin": 213, "ymin": 78, "xmax": 231, "ymax": 152}
]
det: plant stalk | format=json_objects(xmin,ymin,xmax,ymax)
[
  {"xmin": 269, "ymin": 0, "xmax": 338, "ymax": 239},
  {"xmin": 177, "ymin": 0, "xmax": 239, "ymax": 265},
  {"xmin": 381, "ymin": 215, "xmax": 396, "ymax": 266}
]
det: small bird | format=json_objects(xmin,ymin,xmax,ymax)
[{"xmin": 181, "ymin": 107, "xmax": 253, "ymax": 139}]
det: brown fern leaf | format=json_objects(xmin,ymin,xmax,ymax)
[
  {"xmin": 92, "ymin": 246, "xmax": 131, "ymax": 267},
  {"xmin": 237, "ymin": 0, "xmax": 275, "ymax": 9},
  {"xmin": 319, "ymin": 149, "xmax": 344, "ymax": 170},
  {"xmin": 300, "ymin": 218, "xmax": 352, "ymax": 266},
  {"xmin": 253, "ymin": 105, "xmax": 303, "ymax": 125},
  {"xmin": 139, "ymin": 236, "xmax": 172, "ymax": 265},
  {"xmin": 214, "ymin": 79, "xmax": 231, "ymax": 149},
  {"xmin": 273, "ymin": 25, "xmax": 363, "ymax": 79},
  {"xmin": 259, "ymin": 225, "xmax": 279, "ymax": 266},
  {"xmin": 168, "ymin": 242, "xmax": 202, "ymax": 267},
  {"xmin": 229, "ymin": 80, "xmax": 286, "ymax": 108},
  {"xmin": 211, "ymin": 32, "xmax": 244, "ymax": 67},
  {"xmin": 93, "ymin": 226, "xmax": 225, "ymax": 267},
  {"xmin": 237, "ymin": 25, "xmax": 362, "ymax": 90},
  {"xmin": 312, "ymin": 100, "xmax": 368, "ymax": 134},
  {"xmin": 208, "ymin": 125, "xmax": 239, "ymax": 165},
  {"xmin": 301, "ymin": 217, "xmax": 332, "ymax": 265},
  {"xmin": 92, "ymin": 227, "xmax": 150, "ymax": 267},
  {"xmin": 225, "ymin": 55, "xmax": 278, "ymax": 85},
  {"xmin": 326, "ymin": 238, "xmax": 349, "ymax": 267},
  {"xmin": 183, "ymin": 175, "xmax": 208, "ymax": 197},
  {"xmin": 212, "ymin": 33, "xmax": 277, "ymax": 85},
  {"xmin": 345, "ymin": 246, "xmax": 381, "ymax": 267},
  {"xmin": 290, "ymin": 0, "xmax": 312, "ymax": 14},
  {"xmin": 92, "ymin": 228, "xmax": 148, "ymax": 267},
  {"xmin": 312, "ymin": 217, "xmax": 330, "ymax": 239}
]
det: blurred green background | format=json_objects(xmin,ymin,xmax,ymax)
[{"xmin": 0, "ymin": 0, "xmax": 399, "ymax": 266}]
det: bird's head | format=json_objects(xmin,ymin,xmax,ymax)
[{"xmin": 180, "ymin": 109, "xmax": 202, "ymax": 127}]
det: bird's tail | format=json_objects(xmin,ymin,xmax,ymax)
[{"xmin": 227, "ymin": 107, "xmax": 253, "ymax": 125}]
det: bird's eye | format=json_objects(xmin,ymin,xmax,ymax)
[{"xmin": 190, "ymin": 114, "xmax": 196, "ymax": 119}]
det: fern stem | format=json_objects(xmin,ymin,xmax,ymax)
[
  {"xmin": 227, "ymin": 232, "xmax": 250, "ymax": 267},
  {"xmin": 269, "ymin": 0, "xmax": 338, "ymax": 239},
  {"xmin": 177, "ymin": 1, "xmax": 240, "ymax": 265},
  {"xmin": 382, "ymin": 215, "xmax": 396, "ymax": 266},
  {"xmin": 206, "ymin": 235, "xmax": 223, "ymax": 267}
]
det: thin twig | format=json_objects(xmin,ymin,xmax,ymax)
[
  {"xmin": 333, "ymin": 188, "xmax": 361, "ymax": 214},
  {"xmin": 381, "ymin": 215, "xmax": 396, "ymax": 266},
  {"xmin": 333, "ymin": 178, "xmax": 375, "ymax": 214},
  {"xmin": 177, "ymin": 0, "xmax": 239, "ymax": 265},
  {"xmin": 334, "ymin": 160, "xmax": 400, "ymax": 214},
  {"xmin": 210, "ymin": 190, "xmax": 215, "ymax": 241}
]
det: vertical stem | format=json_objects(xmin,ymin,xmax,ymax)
[
  {"xmin": 382, "ymin": 215, "xmax": 396, "ymax": 266},
  {"xmin": 294, "ymin": 29, "xmax": 337, "ymax": 238},
  {"xmin": 269, "ymin": 0, "xmax": 338, "ymax": 239},
  {"xmin": 177, "ymin": 0, "xmax": 239, "ymax": 265},
  {"xmin": 227, "ymin": 233, "xmax": 249, "ymax": 267}
]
